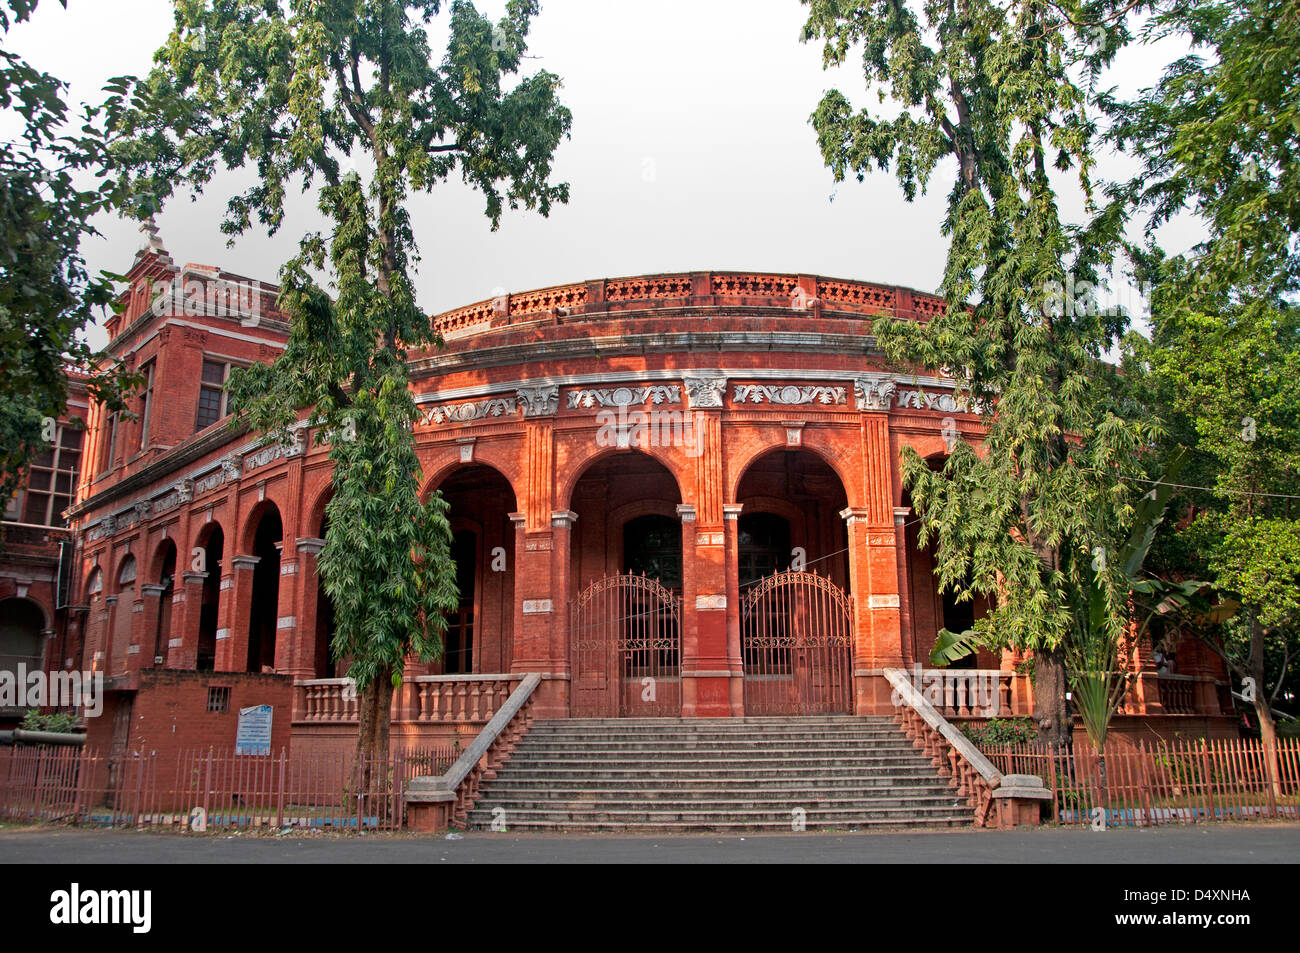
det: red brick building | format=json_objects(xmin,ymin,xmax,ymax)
[
  {"xmin": 0, "ymin": 372, "xmax": 89, "ymax": 727},
  {"xmin": 19, "ymin": 226, "xmax": 1234, "ymax": 754}
]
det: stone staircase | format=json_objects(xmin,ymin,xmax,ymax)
[{"xmin": 465, "ymin": 716, "xmax": 974, "ymax": 832}]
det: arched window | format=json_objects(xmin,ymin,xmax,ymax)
[
  {"xmin": 87, "ymin": 566, "xmax": 103, "ymax": 601},
  {"xmin": 117, "ymin": 556, "xmax": 137, "ymax": 589}
]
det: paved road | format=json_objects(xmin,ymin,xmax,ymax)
[{"xmin": 1, "ymin": 822, "xmax": 1297, "ymax": 863}]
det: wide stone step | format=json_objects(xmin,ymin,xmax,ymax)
[
  {"xmin": 472, "ymin": 790, "xmax": 964, "ymax": 808},
  {"xmin": 535, "ymin": 718, "xmax": 891, "ymax": 727},
  {"xmin": 465, "ymin": 816, "xmax": 973, "ymax": 832},
  {"xmin": 502, "ymin": 755, "xmax": 936, "ymax": 770},
  {"xmin": 463, "ymin": 716, "xmax": 973, "ymax": 832},
  {"xmin": 466, "ymin": 805, "xmax": 972, "ymax": 826},
  {"xmin": 509, "ymin": 745, "xmax": 922, "ymax": 758},
  {"xmin": 516, "ymin": 734, "xmax": 915, "ymax": 744},
  {"xmin": 478, "ymin": 775, "xmax": 953, "ymax": 793}
]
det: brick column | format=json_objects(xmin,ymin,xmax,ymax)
[
  {"xmin": 102, "ymin": 594, "xmax": 118, "ymax": 676},
  {"xmin": 167, "ymin": 571, "xmax": 206, "ymax": 669},
  {"xmin": 723, "ymin": 503, "xmax": 744, "ymax": 714},
  {"xmin": 140, "ymin": 583, "xmax": 166, "ymax": 667},
  {"xmin": 293, "ymin": 537, "xmax": 326, "ymax": 678},
  {"xmin": 686, "ymin": 516, "xmax": 730, "ymax": 717},
  {"xmin": 216, "ymin": 555, "xmax": 258, "ymax": 672},
  {"xmin": 545, "ymin": 509, "xmax": 577, "ymax": 699},
  {"xmin": 677, "ymin": 504, "xmax": 699, "ymax": 714},
  {"xmin": 894, "ymin": 505, "xmax": 917, "ymax": 666},
  {"xmin": 272, "ymin": 540, "xmax": 300, "ymax": 675},
  {"xmin": 843, "ymin": 506, "xmax": 904, "ymax": 714}
]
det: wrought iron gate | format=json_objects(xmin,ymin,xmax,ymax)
[
  {"xmin": 741, "ymin": 569, "xmax": 854, "ymax": 715},
  {"xmin": 570, "ymin": 573, "xmax": 682, "ymax": 717}
]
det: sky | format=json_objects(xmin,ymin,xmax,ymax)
[{"xmin": 6, "ymin": 0, "xmax": 1199, "ymax": 349}]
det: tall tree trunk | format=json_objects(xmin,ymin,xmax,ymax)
[
  {"xmin": 1035, "ymin": 644, "xmax": 1071, "ymax": 746},
  {"xmin": 1255, "ymin": 696, "xmax": 1283, "ymax": 803},
  {"xmin": 352, "ymin": 665, "xmax": 395, "ymax": 811},
  {"xmin": 1248, "ymin": 614, "xmax": 1283, "ymax": 801}
]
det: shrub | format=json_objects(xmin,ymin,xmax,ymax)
[
  {"xmin": 19, "ymin": 710, "xmax": 80, "ymax": 733},
  {"xmin": 962, "ymin": 717, "xmax": 1038, "ymax": 746}
]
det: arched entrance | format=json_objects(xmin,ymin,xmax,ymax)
[
  {"xmin": 195, "ymin": 524, "xmax": 223, "ymax": 672},
  {"xmin": 0, "ymin": 599, "xmax": 45, "ymax": 706},
  {"xmin": 245, "ymin": 505, "xmax": 282, "ymax": 673},
  {"xmin": 735, "ymin": 448, "xmax": 853, "ymax": 714},
  {"xmin": 430, "ymin": 464, "xmax": 518, "ymax": 674},
  {"xmin": 568, "ymin": 451, "xmax": 683, "ymax": 716},
  {"xmin": 149, "ymin": 540, "xmax": 176, "ymax": 665}
]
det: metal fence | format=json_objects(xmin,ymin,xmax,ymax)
[
  {"xmin": 984, "ymin": 737, "xmax": 1300, "ymax": 826},
  {"xmin": 0, "ymin": 744, "xmax": 457, "ymax": 831}
]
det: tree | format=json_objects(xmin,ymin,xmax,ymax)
[
  {"xmin": 1109, "ymin": 0, "xmax": 1300, "ymax": 790},
  {"xmin": 0, "ymin": 0, "xmax": 136, "ymax": 516},
  {"xmin": 110, "ymin": 0, "xmax": 571, "ymax": 766},
  {"xmin": 801, "ymin": 0, "xmax": 1158, "ymax": 744}
]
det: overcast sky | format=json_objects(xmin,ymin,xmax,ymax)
[{"xmin": 8, "ymin": 1, "xmax": 1196, "ymax": 349}]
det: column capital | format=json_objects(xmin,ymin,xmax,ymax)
[
  {"xmin": 675, "ymin": 504, "xmax": 697, "ymax": 522},
  {"xmin": 722, "ymin": 503, "xmax": 743, "ymax": 520},
  {"xmin": 508, "ymin": 511, "xmax": 527, "ymax": 528},
  {"xmin": 182, "ymin": 571, "xmax": 208, "ymax": 585},
  {"xmin": 140, "ymin": 584, "xmax": 167, "ymax": 597},
  {"xmin": 893, "ymin": 506, "xmax": 912, "ymax": 524},
  {"xmin": 550, "ymin": 510, "xmax": 578, "ymax": 528},
  {"xmin": 296, "ymin": 537, "xmax": 326, "ymax": 555},
  {"xmin": 230, "ymin": 555, "xmax": 260, "ymax": 571},
  {"xmin": 840, "ymin": 506, "xmax": 871, "ymax": 525}
]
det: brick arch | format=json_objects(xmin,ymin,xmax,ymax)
[
  {"xmin": 192, "ymin": 517, "xmax": 225, "ymax": 553},
  {"xmin": 113, "ymin": 550, "xmax": 139, "ymax": 594},
  {"xmin": 421, "ymin": 459, "xmax": 521, "ymax": 511},
  {"xmin": 0, "ymin": 595, "xmax": 50, "ymax": 632},
  {"xmin": 420, "ymin": 450, "xmax": 524, "ymax": 508},
  {"xmin": 305, "ymin": 484, "xmax": 333, "ymax": 539},
  {"xmin": 892, "ymin": 438, "xmax": 951, "ymax": 507},
  {"xmin": 149, "ymin": 537, "xmax": 178, "ymax": 581},
  {"xmin": 239, "ymin": 499, "xmax": 284, "ymax": 555},
  {"xmin": 557, "ymin": 444, "xmax": 687, "ymax": 515},
  {"xmin": 726, "ymin": 438, "xmax": 857, "ymax": 507}
]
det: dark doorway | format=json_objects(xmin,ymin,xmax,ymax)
[{"xmin": 246, "ymin": 507, "xmax": 282, "ymax": 673}]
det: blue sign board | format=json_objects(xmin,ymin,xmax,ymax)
[{"xmin": 236, "ymin": 704, "xmax": 273, "ymax": 755}]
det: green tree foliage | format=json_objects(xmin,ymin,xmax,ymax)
[
  {"xmin": 1109, "ymin": 0, "xmax": 1300, "ymax": 787},
  {"xmin": 0, "ymin": 0, "xmax": 136, "ymax": 515},
  {"xmin": 802, "ymin": 0, "xmax": 1158, "ymax": 743},
  {"xmin": 110, "ymin": 0, "xmax": 571, "ymax": 762}
]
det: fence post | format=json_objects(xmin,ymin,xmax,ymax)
[
  {"xmin": 276, "ymin": 748, "xmax": 286, "ymax": 829},
  {"xmin": 203, "ymin": 746, "xmax": 213, "ymax": 824},
  {"xmin": 1200, "ymin": 740, "xmax": 1215, "ymax": 821}
]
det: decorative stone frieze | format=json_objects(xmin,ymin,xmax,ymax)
[
  {"xmin": 732, "ymin": 383, "xmax": 846, "ymax": 406},
  {"xmin": 566, "ymin": 384, "xmax": 680, "ymax": 409},
  {"xmin": 516, "ymin": 385, "xmax": 559, "ymax": 417},
  {"xmin": 420, "ymin": 397, "xmax": 515, "ymax": 426},
  {"xmin": 683, "ymin": 376, "xmax": 727, "ymax": 408},
  {"xmin": 854, "ymin": 377, "xmax": 898, "ymax": 411}
]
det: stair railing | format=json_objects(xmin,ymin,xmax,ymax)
[
  {"xmin": 883, "ymin": 666, "xmax": 1004, "ymax": 827},
  {"xmin": 405, "ymin": 672, "xmax": 542, "ymax": 830}
]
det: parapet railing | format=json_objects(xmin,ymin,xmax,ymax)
[
  {"xmin": 430, "ymin": 271, "xmax": 949, "ymax": 339},
  {"xmin": 293, "ymin": 673, "xmax": 524, "ymax": 725},
  {"xmin": 404, "ymin": 672, "xmax": 542, "ymax": 830}
]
